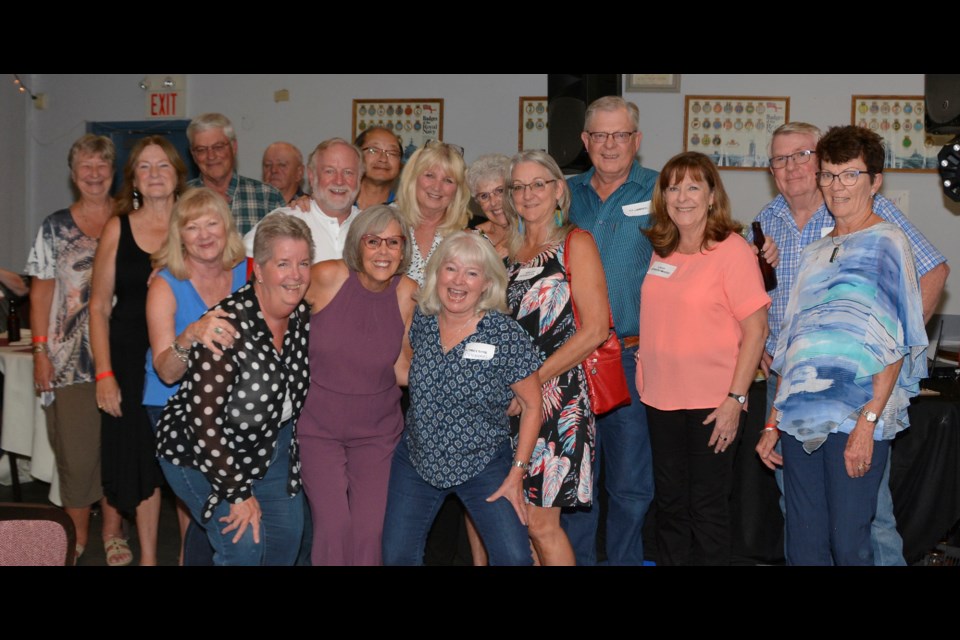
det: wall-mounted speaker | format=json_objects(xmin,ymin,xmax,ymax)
[
  {"xmin": 925, "ymin": 74, "xmax": 960, "ymax": 135},
  {"xmin": 547, "ymin": 74, "xmax": 622, "ymax": 173}
]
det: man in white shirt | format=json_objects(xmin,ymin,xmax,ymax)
[{"xmin": 245, "ymin": 138, "xmax": 363, "ymax": 263}]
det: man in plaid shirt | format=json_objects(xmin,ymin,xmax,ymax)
[
  {"xmin": 753, "ymin": 121, "xmax": 949, "ymax": 566},
  {"xmin": 187, "ymin": 113, "xmax": 286, "ymax": 235}
]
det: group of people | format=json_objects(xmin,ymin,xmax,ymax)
[{"xmin": 19, "ymin": 94, "xmax": 947, "ymax": 566}]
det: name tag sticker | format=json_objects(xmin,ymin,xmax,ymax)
[
  {"xmin": 515, "ymin": 266, "xmax": 544, "ymax": 281},
  {"xmin": 622, "ymin": 201, "xmax": 651, "ymax": 217},
  {"xmin": 463, "ymin": 343, "xmax": 495, "ymax": 361},
  {"xmin": 648, "ymin": 261, "xmax": 677, "ymax": 278},
  {"xmin": 820, "ymin": 226, "xmax": 835, "ymax": 239}
]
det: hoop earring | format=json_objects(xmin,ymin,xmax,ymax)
[
  {"xmin": 132, "ymin": 188, "xmax": 142, "ymax": 211},
  {"xmin": 554, "ymin": 208, "xmax": 564, "ymax": 228}
]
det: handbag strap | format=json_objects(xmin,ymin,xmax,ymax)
[{"xmin": 562, "ymin": 228, "xmax": 616, "ymax": 335}]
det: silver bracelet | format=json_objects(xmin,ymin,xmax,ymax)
[{"xmin": 170, "ymin": 340, "xmax": 190, "ymax": 363}]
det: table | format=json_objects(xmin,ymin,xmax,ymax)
[{"xmin": 0, "ymin": 338, "xmax": 61, "ymax": 505}]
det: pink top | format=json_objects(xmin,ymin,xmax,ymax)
[{"xmin": 636, "ymin": 233, "xmax": 770, "ymax": 411}]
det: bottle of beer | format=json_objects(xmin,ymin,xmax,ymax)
[
  {"xmin": 7, "ymin": 298, "xmax": 21, "ymax": 343},
  {"xmin": 751, "ymin": 221, "xmax": 778, "ymax": 292}
]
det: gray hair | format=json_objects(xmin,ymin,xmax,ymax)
[
  {"xmin": 584, "ymin": 96, "xmax": 640, "ymax": 132},
  {"xmin": 68, "ymin": 134, "xmax": 116, "ymax": 171},
  {"xmin": 768, "ymin": 121, "xmax": 823, "ymax": 157},
  {"xmin": 503, "ymin": 150, "xmax": 572, "ymax": 260},
  {"xmin": 307, "ymin": 138, "xmax": 365, "ymax": 180},
  {"xmin": 416, "ymin": 231, "xmax": 509, "ymax": 316},
  {"xmin": 187, "ymin": 113, "xmax": 236, "ymax": 145},
  {"xmin": 342, "ymin": 204, "xmax": 412, "ymax": 275},
  {"xmin": 252, "ymin": 212, "xmax": 315, "ymax": 266},
  {"xmin": 466, "ymin": 153, "xmax": 511, "ymax": 196}
]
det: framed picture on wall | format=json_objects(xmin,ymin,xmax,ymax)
[
  {"xmin": 625, "ymin": 74, "xmax": 681, "ymax": 93},
  {"xmin": 352, "ymin": 99, "xmax": 443, "ymax": 162},
  {"xmin": 683, "ymin": 96, "xmax": 790, "ymax": 170},
  {"xmin": 850, "ymin": 96, "xmax": 940, "ymax": 172},
  {"xmin": 519, "ymin": 97, "xmax": 548, "ymax": 151}
]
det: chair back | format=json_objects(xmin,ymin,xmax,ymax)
[{"xmin": 0, "ymin": 503, "xmax": 76, "ymax": 566}]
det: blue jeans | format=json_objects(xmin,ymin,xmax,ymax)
[
  {"xmin": 159, "ymin": 420, "xmax": 304, "ymax": 566},
  {"xmin": 781, "ymin": 432, "xmax": 888, "ymax": 565},
  {"xmin": 560, "ymin": 346, "xmax": 654, "ymax": 565},
  {"xmin": 765, "ymin": 374, "xmax": 904, "ymax": 565},
  {"xmin": 382, "ymin": 438, "xmax": 532, "ymax": 566}
]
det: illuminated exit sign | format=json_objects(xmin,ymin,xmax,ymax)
[{"xmin": 143, "ymin": 75, "xmax": 186, "ymax": 119}]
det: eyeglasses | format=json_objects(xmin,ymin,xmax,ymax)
[
  {"xmin": 510, "ymin": 179, "xmax": 557, "ymax": 196},
  {"xmin": 424, "ymin": 140, "xmax": 464, "ymax": 157},
  {"xmin": 361, "ymin": 234, "xmax": 405, "ymax": 250},
  {"xmin": 362, "ymin": 147, "xmax": 402, "ymax": 159},
  {"xmin": 769, "ymin": 149, "xmax": 814, "ymax": 169},
  {"xmin": 585, "ymin": 131, "xmax": 636, "ymax": 144},
  {"xmin": 816, "ymin": 169, "xmax": 871, "ymax": 187},
  {"xmin": 475, "ymin": 187, "xmax": 505, "ymax": 204},
  {"xmin": 192, "ymin": 142, "xmax": 232, "ymax": 159}
]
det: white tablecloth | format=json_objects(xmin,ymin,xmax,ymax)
[{"xmin": 0, "ymin": 342, "xmax": 61, "ymax": 504}]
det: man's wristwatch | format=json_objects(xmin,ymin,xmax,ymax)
[{"xmin": 727, "ymin": 392, "xmax": 746, "ymax": 405}]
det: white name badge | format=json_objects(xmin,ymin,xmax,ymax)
[
  {"xmin": 463, "ymin": 343, "xmax": 495, "ymax": 361},
  {"xmin": 622, "ymin": 201, "xmax": 651, "ymax": 217},
  {"xmin": 820, "ymin": 226, "xmax": 835, "ymax": 238},
  {"xmin": 515, "ymin": 266, "xmax": 544, "ymax": 281},
  {"xmin": 648, "ymin": 261, "xmax": 677, "ymax": 278}
]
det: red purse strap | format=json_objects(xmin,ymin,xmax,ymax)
[{"xmin": 563, "ymin": 228, "xmax": 615, "ymax": 334}]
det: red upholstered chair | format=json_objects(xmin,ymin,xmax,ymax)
[{"xmin": 0, "ymin": 502, "xmax": 76, "ymax": 566}]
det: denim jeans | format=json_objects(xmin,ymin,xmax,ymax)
[
  {"xmin": 382, "ymin": 438, "xmax": 532, "ymax": 566},
  {"xmin": 159, "ymin": 420, "xmax": 304, "ymax": 566},
  {"xmin": 781, "ymin": 432, "xmax": 888, "ymax": 565},
  {"xmin": 765, "ymin": 373, "xmax": 904, "ymax": 565},
  {"xmin": 560, "ymin": 346, "xmax": 654, "ymax": 565}
]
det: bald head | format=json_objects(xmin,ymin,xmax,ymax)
[{"xmin": 262, "ymin": 142, "xmax": 305, "ymax": 203}]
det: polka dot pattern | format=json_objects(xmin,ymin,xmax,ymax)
[{"xmin": 157, "ymin": 283, "xmax": 310, "ymax": 521}]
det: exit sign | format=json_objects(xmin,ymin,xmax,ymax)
[{"xmin": 142, "ymin": 75, "xmax": 186, "ymax": 119}]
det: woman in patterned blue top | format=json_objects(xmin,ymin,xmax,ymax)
[
  {"xmin": 756, "ymin": 126, "xmax": 928, "ymax": 565},
  {"xmin": 382, "ymin": 231, "xmax": 543, "ymax": 565}
]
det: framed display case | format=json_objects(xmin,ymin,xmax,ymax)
[
  {"xmin": 519, "ymin": 97, "xmax": 548, "ymax": 151},
  {"xmin": 683, "ymin": 96, "xmax": 790, "ymax": 170},
  {"xmin": 352, "ymin": 99, "xmax": 443, "ymax": 162},
  {"xmin": 851, "ymin": 95, "xmax": 940, "ymax": 172}
]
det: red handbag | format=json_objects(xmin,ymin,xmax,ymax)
[{"xmin": 563, "ymin": 230, "xmax": 631, "ymax": 415}]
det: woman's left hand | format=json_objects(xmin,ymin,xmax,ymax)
[
  {"xmin": 844, "ymin": 422, "xmax": 876, "ymax": 479},
  {"xmin": 705, "ymin": 398, "xmax": 741, "ymax": 454},
  {"xmin": 486, "ymin": 469, "xmax": 527, "ymax": 525}
]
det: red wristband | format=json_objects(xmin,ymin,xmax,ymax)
[
  {"xmin": 95, "ymin": 371, "xmax": 115, "ymax": 382},
  {"xmin": 32, "ymin": 335, "xmax": 48, "ymax": 343}
]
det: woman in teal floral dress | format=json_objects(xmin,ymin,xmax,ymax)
[{"xmin": 504, "ymin": 150, "xmax": 611, "ymax": 565}]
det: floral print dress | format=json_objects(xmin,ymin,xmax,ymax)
[{"xmin": 506, "ymin": 240, "xmax": 594, "ymax": 508}]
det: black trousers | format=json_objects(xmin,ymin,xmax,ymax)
[{"xmin": 645, "ymin": 405, "xmax": 744, "ymax": 566}]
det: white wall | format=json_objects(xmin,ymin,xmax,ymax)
[{"xmin": 11, "ymin": 73, "xmax": 959, "ymax": 316}]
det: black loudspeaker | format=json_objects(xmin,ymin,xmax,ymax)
[
  {"xmin": 548, "ymin": 74, "xmax": 622, "ymax": 173},
  {"xmin": 925, "ymin": 74, "xmax": 960, "ymax": 135}
]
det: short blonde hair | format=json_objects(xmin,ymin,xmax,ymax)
[
  {"xmin": 396, "ymin": 142, "xmax": 471, "ymax": 236},
  {"xmin": 416, "ymin": 231, "xmax": 509, "ymax": 316},
  {"xmin": 253, "ymin": 213, "xmax": 315, "ymax": 266},
  {"xmin": 152, "ymin": 188, "xmax": 246, "ymax": 278}
]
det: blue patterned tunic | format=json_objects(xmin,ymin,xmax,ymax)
[
  {"xmin": 405, "ymin": 309, "xmax": 541, "ymax": 488},
  {"xmin": 772, "ymin": 223, "xmax": 928, "ymax": 453}
]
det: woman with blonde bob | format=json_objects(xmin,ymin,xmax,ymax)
[
  {"xmin": 382, "ymin": 231, "xmax": 543, "ymax": 565},
  {"xmin": 144, "ymin": 187, "xmax": 248, "ymax": 562},
  {"xmin": 395, "ymin": 142, "xmax": 472, "ymax": 284}
]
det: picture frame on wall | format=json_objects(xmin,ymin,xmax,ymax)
[
  {"xmin": 625, "ymin": 74, "xmax": 681, "ymax": 93},
  {"xmin": 683, "ymin": 96, "xmax": 790, "ymax": 170},
  {"xmin": 850, "ymin": 95, "xmax": 940, "ymax": 172},
  {"xmin": 519, "ymin": 97, "xmax": 548, "ymax": 151},
  {"xmin": 352, "ymin": 99, "xmax": 443, "ymax": 162}
]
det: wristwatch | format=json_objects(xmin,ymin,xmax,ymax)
[
  {"xmin": 861, "ymin": 409, "xmax": 879, "ymax": 424},
  {"xmin": 727, "ymin": 392, "xmax": 746, "ymax": 405},
  {"xmin": 511, "ymin": 459, "xmax": 529, "ymax": 472}
]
